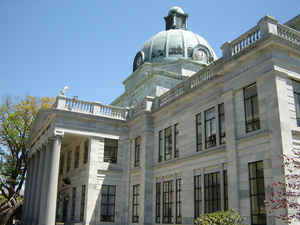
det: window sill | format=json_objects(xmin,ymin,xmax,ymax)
[
  {"xmin": 154, "ymin": 145, "xmax": 226, "ymax": 169},
  {"xmin": 237, "ymin": 129, "xmax": 269, "ymax": 143}
]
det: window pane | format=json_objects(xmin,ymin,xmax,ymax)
[
  {"xmin": 104, "ymin": 138, "xmax": 118, "ymax": 163},
  {"xmin": 100, "ymin": 185, "xmax": 116, "ymax": 222},
  {"xmin": 249, "ymin": 161, "xmax": 266, "ymax": 225},
  {"xmin": 244, "ymin": 83, "xmax": 260, "ymax": 133},
  {"xmin": 196, "ymin": 113, "xmax": 202, "ymax": 151}
]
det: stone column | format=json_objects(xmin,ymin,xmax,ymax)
[
  {"xmin": 32, "ymin": 149, "xmax": 42, "ymax": 225},
  {"xmin": 43, "ymin": 135, "xmax": 62, "ymax": 225},
  {"xmin": 35, "ymin": 145, "xmax": 46, "ymax": 224},
  {"xmin": 23, "ymin": 156, "xmax": 33, "ymax": 223},
  {"xmin": 29, "ymin": 152, "xmax": 40, "ymax": 225},
  {"xmin": 39, "ymin": 142, "xmax": 52, "ymax": 225}
]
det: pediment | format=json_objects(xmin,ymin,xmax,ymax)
[{"xmin": 27, "ymin": 109, "xmax": 55, "ymax": 147}]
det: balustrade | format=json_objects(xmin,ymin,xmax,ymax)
[{"xmin": 54, "ymin": 97, "xmax": 128, "ymax": 120}]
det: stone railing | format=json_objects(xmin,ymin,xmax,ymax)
[
  {"xmin": 157, "ymin": 68, "xmax": 218, "ymax": 107},
  {"xmin": 231, "ymin": 26, "xmax": 261, "ymax": 56},
  {"xmin": 222, "ymin": 16, "xmax": 300, "ymax": 58},
  {"xmin": 54, "ymin": 96, "xmax": 128, "ymax": 120},
  {"xmin": 159, "ymin": 83, "xmax": 185, "ymax": 107},
  {"xmin": 190, "ymin": 69, "xmax": 216, "ymax": 89},
  {"xmin": 277, "ymin": 23, "xmax": 300, "ymax": 45}
]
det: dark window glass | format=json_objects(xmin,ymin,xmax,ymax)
[
  {"xmin": 71, "ymin": 187, "xmax": 76, "ymax": 220},
  {"xmin": 244, "ymin": 83, "xmax": 260, "ymax": 132},
  {"xmin": 156, "ymin": 183, "xmax": 161, "ymax": 223},
  {"xmin": 174, "ymin": 124, "xmax": 179, "ymax": 158},
  {"xmin": 163, "ymin": 180, "xmax": 173, "ymax": 223},
  {"xmin": 194, "ymin": 175, "xmax": 202, "ymax": 218},
  {"xmin": 175, "ymin": 178, "xmax": 182, "ymax": 224},
  {"xmin": 249, "ymin": 161, "xmax": 266, "ymax": 225},
  {"xmin": 164, "ymin": 127, "xmax": 172, "ymax": 160},
  {"xmin": 134, "ymin": 137, "xmax": 141, "ymax": 167},
  {"xmin": 132, "ymin": 184, "xmax": 140, "ymax": 223},
  {"xmin": 158, "ymin": 131, "xmax": 163, "ymax": 162},
  {"xmin": 67, "ymin": 151, "xmax": 72, "ymax": 172},
  {"xmin": 223, "ymin": 170, "xmax": 228, "ymax": 211},
  {"xmin": 196, "ymin": 113, "xmax": 202, "ymax": 151},
  {"xmin": 205, "ymin": 108, "xmax": 216, "ymax": 148},
  {"xmin": 293, "ymin": 83, "xmax": 300, "ymax": 126},
  {"xmin": 104, "ymin": 138, "xmax": 118, "ymax": 163},
  {"xmin": 74, "ymin": 146, "xmax": 80, "ymax": 168},
  {"xmin": 84, "ymin": 140, "xmax": 89, "ymax": 164},
  {"xmin": 101, "ymin": 185, "xmax": 116, "ymax": 222},
  {"xmin": 80, "ymin": 185, "xmax": 86, "ymax": 222},
  {"xmin": 218, "ymin": 103, "xmax": 226, "ymax": 144},
  {"xmin": 59, "ymin": 154, "xmax": 64, "ymax": 175},
  {"xmin": 204, "ymin": 172, "xmax": 221, "ymax": 213}
]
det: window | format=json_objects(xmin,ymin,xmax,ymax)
[
  {"xmin": 196, "ymin": 113, "xmax": 202, "ymax": 151},
  {"xmin": 80, "ymin": 185, "xmax": 86, "ymax": 222},
  {"xmin": 74, "ymin": 146, "xmax": 80, "ymax": 168},
  {"xmin": 249, "ymin": 161, "xmax": 266, "ymax": 225},
  {"xmin": 163, "ymin": 180, "xmax": 173, "ymax": 224},
  {"xmin": 204, "ymin": 172, "xmax": 221, "ymax": 213},
  {"xmin": 59, "ymin": 154, "xmax": 64, "ymax": 175},
  {"xmin": 134, "ymin": 137, "xmax": 141, "ymax": 167},
  {"xmin": 244, "ymin": 83, "xmax": 260, "ymax": 132},
  {"xmin": 223, "ymin": 170, "xmax": 228, "ymax": 211},
  {"xmin": 194, "ymin": 171, "xmax": 227, "ymax": 217},
  {"xmin": 158, "ymin": 131, "xmax": 163, "ymax": 162},
  {"xmin": 174, "ymin": 124, "xmax": 179, "ymax": 158},
  {"xmin": 84, "ymin": 140, "xmax": 89, "ymax": 164},
  {"xmin": 175, "ymin": 178, "xmax": 182, "ymax": 224},
  {"xmin": 194, "ymin": 175, "xmax": 202, "ymax": 219},
  {"xmin": 156, "ymin": 183, "xmax": 161, "ymax": 223},
  {"xmin": 67, "ymin": 151, "xmax": 72, "ymax": 172},
  {"xmin": 293, "ymin": 80, "xmax": 300, "ymax": 126},
  {"xmin": 104, "ymin": 138, "xmax": 118, "ymax": 163},
  {"xmin": 132, "ymin": 184, "xmax": 140, "ymax": 223},
  {"xmin": 71, "ymin": 187, "xmax": 76, "ymax": 220},
  {"xmin": 205, "ymin": 107, "xmax": 216, "ymax": 148},
  {"xmin": 164, "ymin": 127, "xmax": 172, "ymax": 160},
  {"xmin": 101, "ymin": 185, "xmax": 116, "ymax": 222},
  {"xmin": 218, "ymin": 103, "xmax": 226, "ymax": 144}
]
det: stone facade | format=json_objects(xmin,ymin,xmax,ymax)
[{"xmin": 23, "ymin": 7, "xmax": 300, "ymax": 225}]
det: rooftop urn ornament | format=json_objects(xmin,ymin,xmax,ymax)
[{"xmin": 60, "ymin": 86, "xmax": 68, "ymax": 96}]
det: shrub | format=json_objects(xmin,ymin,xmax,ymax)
[{"xmin": 194, "ymin": 209, "xmax": 247, "ymax": 225}]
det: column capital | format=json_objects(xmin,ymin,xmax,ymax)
[{"xmin": 48, "ymin": 130, "xmax": 64, "ymax": 142}]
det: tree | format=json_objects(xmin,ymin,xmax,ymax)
[
  {"xmin": 0, "ymin": 96, "xmax": 53, "ymax": 225},
  {"xmin": 265, "ymin": 151, "xmax": 300, "ymax": 224},
  {"xmin": 194, "ymin": 209, "xmax": 247, "ymax": 225}
]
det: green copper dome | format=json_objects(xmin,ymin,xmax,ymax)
[{"xmin": 133, "ymin": 7, "xmax": 217, "ymax": 72}]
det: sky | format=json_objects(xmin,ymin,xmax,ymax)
[{"xmin": 0, "ymin": 1, "xmax": 299, "ymax": 105}]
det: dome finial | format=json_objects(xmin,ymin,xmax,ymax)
[
  {"xmin": 164, "ymin": 6, "xmax": 188, "ymax": 30},
  {"xmin": 168, "ymin": 6, "xmax": 185, "ymax": 15}
]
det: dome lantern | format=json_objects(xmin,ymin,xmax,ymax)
[{"xmin": 164, "ymin": 6, "xmax": 188, "ymax": 30}]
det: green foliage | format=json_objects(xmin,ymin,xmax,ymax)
[
  {"xmin": 0, "ymin": 96, "xmax": 53, "ymax": 200},
  {"xmin": 194, "ymin": 209, "xmax": 247, "ymax": 225}
]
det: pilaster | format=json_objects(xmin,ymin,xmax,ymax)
[{"xmin": 223, "ymin": 90, "xmax": 240, "ymax": 210}]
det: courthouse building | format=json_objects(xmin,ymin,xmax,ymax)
[{"xmin": 23, "ymin": 7, "xmax": 300, "ymax": 225}]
